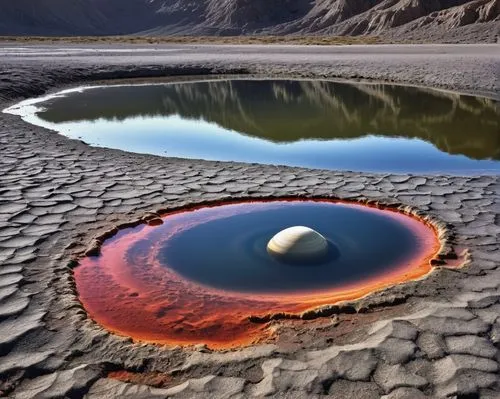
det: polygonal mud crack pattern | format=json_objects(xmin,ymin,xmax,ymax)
[
  {"xmin": 0, "ymin": 69, "xmax": 499, "ymax": 397},
  {"xmin": 1, "ymin": 111, "xmax": 500, "ymax": 398}
]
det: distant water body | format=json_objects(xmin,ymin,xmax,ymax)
[{"xmin": 6, "ymin": 79, "xmax": 500, "ymax": 174}]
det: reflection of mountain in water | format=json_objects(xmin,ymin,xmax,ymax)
[{"xmin": 38, "ymin": 80, "xmax": 500, "ymax": 161}]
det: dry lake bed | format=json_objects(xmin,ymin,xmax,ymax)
[{"xmin": 0, "ymin": 43, "xmax": 499, "ymax": 398}]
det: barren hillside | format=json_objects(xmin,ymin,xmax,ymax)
[{"xmin": 0, "ymin": 0, "xmax": 499, "ymax": 42}]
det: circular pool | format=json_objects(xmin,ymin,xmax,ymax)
[{"xmin": 74, "ymin": 199, "xmax": 441, "ymax": 348}]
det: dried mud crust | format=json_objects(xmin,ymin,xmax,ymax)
[{"xmin": 0, "ymin": 46, "xmax": 499, "ymax": 398}]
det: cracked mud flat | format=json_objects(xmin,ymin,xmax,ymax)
[{"xmin": 0, "ymin": 44, "xmax": 499, "ymax": 398}]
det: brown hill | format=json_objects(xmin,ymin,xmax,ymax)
[{"xmin": 0, "ymin": 0, "xmax": 498, "ymax": 42}]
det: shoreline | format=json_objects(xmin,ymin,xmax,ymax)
[{"xmin": 2, "ymin": 43, "xmax": 500, "ymax": 104}]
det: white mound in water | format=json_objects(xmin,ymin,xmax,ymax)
[{"xmin": 267, "ymin": 226, "xmax": 328, "ymax": 263}]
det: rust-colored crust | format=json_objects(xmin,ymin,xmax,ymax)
[{"xmin": 74, "ymin": 198, "xmax": 459, "ymax": 349}]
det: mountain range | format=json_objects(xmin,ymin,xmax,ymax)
[{"xmin": 1, "ymin": 0, "xmax": 499, "ymax": 42}]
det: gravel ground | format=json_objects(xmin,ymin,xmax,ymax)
[{"xmin": 0, "ymin": 43, "xmax": 499, "ymax": 398}]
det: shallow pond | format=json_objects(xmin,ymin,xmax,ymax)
[
  {"xmin": 74, "ymin": 199, "xmax": 439, "ymax": 347},
  {"xmin": 6, "ymin": 79, "xmax": 500, "ymax": 174}
]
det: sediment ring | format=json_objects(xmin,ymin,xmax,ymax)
[{"xmin": 74, "ymin": 198, "xmax": 444, "ymax": 348}]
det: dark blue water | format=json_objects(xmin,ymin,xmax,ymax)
[
  {"xmin": 9, "ymin": 79, "xmax": 500, "ymax": 174},
  {"xmin": 141, "ymin": 201, "xmax": 427, "ymax": 294}
]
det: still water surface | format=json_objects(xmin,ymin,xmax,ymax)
[
  {"xmin": 156, "ymin": 201, "xmax": 428, "ymax": 293},
  {"xmin": 7, "ymin": 79, "xmax": 500, "ymax": 173}
]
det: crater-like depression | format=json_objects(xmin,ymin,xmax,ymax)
[
  {"xmin": 5, "ymin": 79, "xmax": 500, "ymax": 174},
  {"xmin": 74, "ymin": 200, "xmax": 442, "ymax": 348}
]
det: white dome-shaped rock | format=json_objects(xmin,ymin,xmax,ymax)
[{"xmin": 267, "ymin": 226, "xmax": 328, "ymax": 263}]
